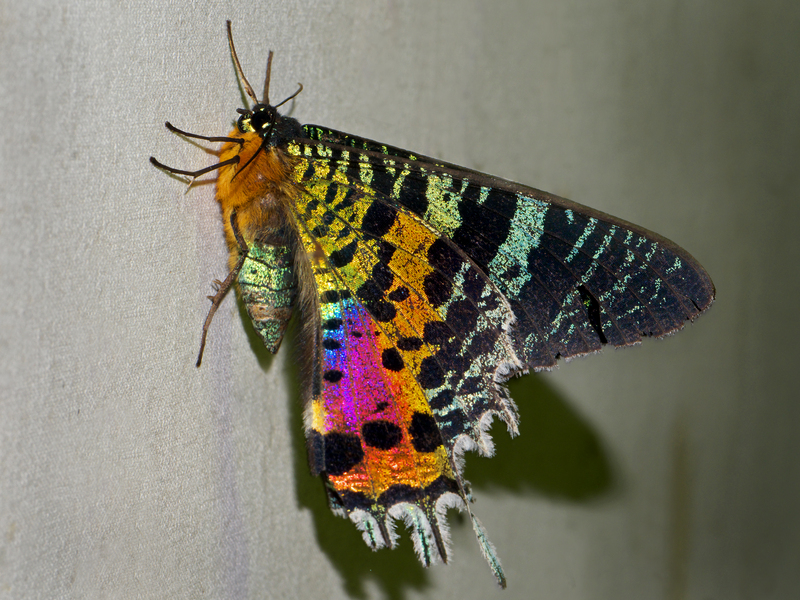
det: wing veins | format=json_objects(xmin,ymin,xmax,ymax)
[
  {"xmin": 298, "ymin": 141, "xmax": 696, "ymax": 345},
  {"xmin": 289, "ymin": 196, "xmax": 458, "ymax": 516},
  {"xmin": 300, "ymin": 138, "xmax": 709, "ymax": 321},
  {"xmin": 304, "ymin": 178, "xmax": 517, "ymax": 448},
  {"xmin": 385, "ymin": 165, "xmax": 699, "ymax": 328}
]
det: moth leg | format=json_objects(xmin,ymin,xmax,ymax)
[
  {"xmin": 149, "ymin": 122, "xmax": 243, "ymax": 180},
  {"xmin": 162, "ymin": 121, "xmax": 244, "ymax": 145},
  {"xmin": 196, "ymin": 209, "xmax": 248, "ymax": 367}
]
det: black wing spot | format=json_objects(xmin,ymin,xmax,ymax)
[
  {"xmin": 320, "ymin": 290, "xmax": 351, "ymax": 304},
  {"xmin": 422, "ymin": 321, "xmax": 453, "ymax": 345},
  {"xmin": 357, "ymin": 281, "xmax": 397, "ymax": 322},
  {"xmin": 397, "ymin": 336, "xmax": 423, "ymax": 351},
  {"xmin": 361, "ymin": 202, "xmax": 397, "ymax": 237},
  {"xmin": 578, "ymin": 284, "xmax": 608, "ymax": 344},
  {"xmin": 381, "ymin": 347, "xmax": 405, "ymax": 371},
  {"xmin": 329, "ymin": 241, "xmax": 357, "ymax": 268},
  {"xmin": 323, "ymin": 318, "xmax": 343, "ymax": 331},
  {"xmin": 376, "ymin": 240, "xmax": 396, "ymax": 263},
  {"xmin": 423, "ymin": 271, "xmax": 453, "ymax": 308},
  {"xmin": 324, "ymin": 431, "xmax": 364, "ymax": 475},
  {"xmin": 371, "ymin": 261, "xmax": 395, "ymax": 291},
  {"xmin": 409, "ymin": 412, "xmax": 443, "ymax": 452},
  {"xmin": 388, "ymin": 286, "xmax": 410, "ymax": 302},
  {"xmin": 427, "ymin": 238, "xmax": 462, "ymax": 278},
  {"xmin": 445, "ymin": 298, "xmax": 479, "ymax": 331},
  {"xmin": 323, "ymin": 369, "xmax": 344, "ymax": 383},
  {"xmin": 429, "ymin": 389, "xmax": 455, "ymax": 411},
  {"xmin": 370, "ymin": 299, "xmax": 396, "ymax": 322},
  {"xmin": 417, "ymin": 356, "xmax": 445, "ymax": 389},
  {"xmin": 362, "ymin": 419, "xmax": 403, "ymax": 450}
]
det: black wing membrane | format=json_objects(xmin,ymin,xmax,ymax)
[{"xmin": 300, "ymin": 125, "xmax": 715, "ymax": 372}]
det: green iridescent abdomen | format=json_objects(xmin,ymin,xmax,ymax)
[{"xmin": 237, "ymin": 243, "xmax": 297, "ymax": 353}]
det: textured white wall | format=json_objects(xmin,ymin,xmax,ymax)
[{"xmin": 1, "ymin": 1, "xmax": 798, "ymax": 599}]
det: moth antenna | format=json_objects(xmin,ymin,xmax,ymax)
[
  {"xmin": 262, "ymin": 52, "xmax": 302, "ymax": 110},
  {"xmin": 262, "ymin": 50, "xmax": 274, "ymax": 105},
  {"xmin": 274, "ymin": 83, "xmax": 304, "ymax": 109},
  {"xmin": 226, "ymin": 20, "xmax": 259, "ymax": 105}
]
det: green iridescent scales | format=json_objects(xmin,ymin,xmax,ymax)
[
  {"xmin": 238, "ymin": 241, "xmax": 297, "ymax": 353},
  {"xmin": 297, "ymin": 125, "xmax": 713, "ymax": 370}
]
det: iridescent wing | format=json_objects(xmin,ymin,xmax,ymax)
[
  {"xmin": 298, "ymin": 126, "xmax": 715, "ymax": 369},
  {"xmin": 283, "ymin": 154, "xmax": 518, "ymax": 584},
  {"xmin": 279, "ymin": 131, "xmax": 713, "ymax": 586}
]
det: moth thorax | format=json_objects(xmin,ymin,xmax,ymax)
[{"xmin": 218, "ymin": 134, "xmax": 289, "ymax": 202}]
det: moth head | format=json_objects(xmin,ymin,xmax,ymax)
[
  {"xmin": 226, "ymin": 21, "xmax": 303, "ymax": 146},
  {"xmin": 236, "ymin": 104, "xmax": 278, "ymax": 136}
]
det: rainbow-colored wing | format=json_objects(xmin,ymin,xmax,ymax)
[
  {"xmin": 284, "ymin": 154, "xmax": 519, "ymax": 581},
  {"xmin": 276, "ymin": 130, "xmax": 713, "ymax": 584}
]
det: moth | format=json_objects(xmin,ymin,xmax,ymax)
[{"xmin": 151, "ymin": 21, "xmax": 714, "ymax": 587}]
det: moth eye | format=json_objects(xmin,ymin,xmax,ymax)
[{"xmin": 237, "ymin": 114, "xmax": 254, "ymax": 133}]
